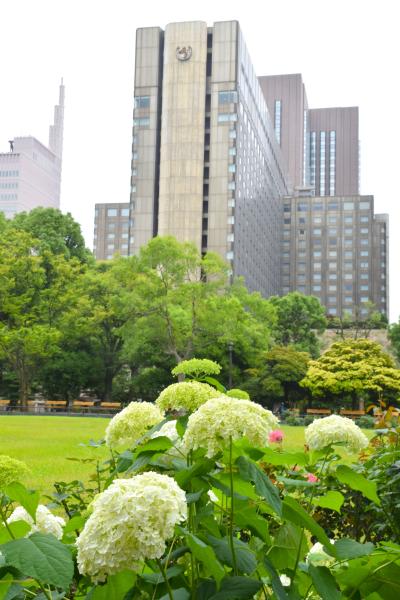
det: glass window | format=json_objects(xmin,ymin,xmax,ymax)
[
  {"xmin": 219, "ymin": 91, "xmax": 238, "ymax": 104},
  {"xmin": 328, "ymin": 202, "xmax": 339, "ymax": 210},
  {"xmin": 313, "ymin": 285, "xmax": 321, "ymax": 292},
  {"xmin": 328, "ymin": 262, "xmax": 337, "ymax": 269},
  {"xmin": 313, "ymin": 273, "xmax": 322, "ymax": 281},
  {"xmin": 218, "ymin": 113, "xmax": 238, "ymax": 123},
  {"xmin": 344, "ymin": 283, "xmax": 353, "ymax": 291},
  {"xmin": 297, "ymin": 203, "xmax": 308, "ymax": 211},
  {"xmin": 360, "ymin": 285, "xmax": 369, "ymax": 291},
  {"xmin": 313, "ymin": 203, "xmax": 323, "ymax": 211},
  {"xmin": 135, "ymin": 96, "xmax": 150, "ymax": 109},
  {"xmin": 328, "ymin": 308, "xmax": 337, "ymax": 315},
  {"xmin": 226, "ymin": 251, "xmax": 234, "ymax": 260},
  {"xmin": 328, "ymin": 296, "xmax": 337, "ymax": 303},
  {"xmin": 344, "ymin": 216, "xmax": 353, "ymax": 224},
  {"xmin": 344, "ymin": 228, "xmax": 353, "ymax": 235},
  {"xmin": 313, "ymin": 216, "xmax": 322, "ymax": 224},
  {"xmin": 133, "ymin": 117, "xmax": 150, "ymax": 128},
  {"xmin": 360, "ymin": 216, "xmax": 369, "ymax": 223},
  {"xmin": 228, "ymin": 164, "xmax": 236, "ymax": 173},
  {"xmin": 328, "ymin": 250, "xmax": 337, "ymax": 257},
  {"xmin": 360, "ymin": 238, "xmax": 369, "ymax": 245},
  {"xmin": 360, "ymin": 251, "xmax": 369, "ymax": 257},
  {"xmin": 344, "ymin": 273, "xmax": 353, "ymax": 280},
  {"xmin": 328, "ymin": 216, "xmax": 337, "ymax": 224},
  {"xmin": 360, "ymin": 262, "xmax": 369, "ymax": 268},
  {"xmin": 313, "ymin": 228, "xmax": 321, "ymax": 235},
  {"xmin": 329, "ymin": 274, "xmax": 337, "ymax": 280},
  {"xmin": 298, "ymin": 217, "xmax": 306, "ymax": 224},
  {"xmin": 344, "ymin": 251, "xmax": 353, "ymax": 258},
  {"xmin": 344, "ymin": 261, "xmax": 353, "ymax": 269},
  {"xmin": 359, "ymin": 201, "xmax": 370, "ymax": 210},
  {"xmin": 107, "ymin": 208, "xmax": 117, "ymax": 217},
  {"xmin": 344, "ymin": 296, "xmax": 353, "ymax": 303},
  {"xmin": 328, "ymin": 228, "xmax": 337, "ymax": 235},
  {"xmin": 107, "ymin": 233, "xmax": 115, "ymax": 239},
  {"xmin": 274, "ymin": 100, "xmax": 281, "ymax": 144},
  {"xmin": 360, "ymin": 228, "xmax": 369, "ymax": 234},
  {"xmin": 313, "ymin": 251, "xmax": 322, "ymax": 257},
  {"xmin": 360, "ymin": 296, "xmax": 369, "ymax": 303},
  {"xmin": 121, "ymin": 208, "xmax": 129, "ymax": 217},
  {"xmin": 313, "ymin": 262, "xmax": 321, "ymax": 270},
  {"xmin": 328, "ymin": 285, "xmax": 337, "ymax": 291}
]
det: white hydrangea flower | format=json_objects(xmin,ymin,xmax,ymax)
[
  {"xmin": 305, "ymin": 414, "xmax": 369, "ymax": 453},
  {"xmin": 7, "ymin": 505, "xmax": 65, "ymax": 540},
  {"xmin": 105, "ymin": 401, "xmax": 164, "ymax": 448},
  {"xmin": 306, "ymin": 541, "xmax": 335, "ymax": 567},
  {"xmin": 183, "ymin": 396, "xmax": 279, "ymax": 457},
  {"xmin": 151, "ymin": 420, "xmax": 179, "ymax": 444},
  {"xmin": 279, "ymin": 574, "xmax": 291, "ymax": 587},
  {"xmin": 155, "ymin": 381, "xmax": 222, "ymax": 414},
  {"xmin": 76, "ymin": 472, "xmax": 187, "ymax": 583}
]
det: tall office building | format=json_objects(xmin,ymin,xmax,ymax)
[
  {"xmin": 0, "ymin": 81, "xmax": 64, "ymax": 219},
  {"xmin": 94, "ymin": 202, "xmax": 130, "ymax": 259},
  {"xmin": 129, "ymin": 21, "xmax": 289, "ymax": 296},
  {"xmin": 259, "ymin": 74, "xmax": 359, "ymax": 197},
  {"xmin": 94, "ymin": 21, "xmax": 388, "ymax": 318}
]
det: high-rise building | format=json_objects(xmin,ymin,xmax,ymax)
[
  {"xmin": 0, "ymin": 81, "xmax": 64, "ymax": 219},
  {"xmin": 93, "ymin": 21, "xmax": 389, "ymax": 318},
  {"xmin": 259, "ymin": 74, "xmax": 359, "ymax": 197},
  {"xmin": 281, "ymin": 194, "xmax": 388, "ymax": 318},
  {"xmin": 128, "ymin": 21, "xmax": 289, "ymax": 296},
  {"xmin": 94, "ymin": 202, "xmax": 130, "ymax": 260}
]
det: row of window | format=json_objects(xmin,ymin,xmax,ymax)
[
  {"xmin": 0, "ymin": 182, "xmax": 18, "ymax": 189},
  {"xmin": 0, "ymin": 170, "xmax": 19, "ymax": 177},
  {"xmin": 294, "ymin": 200, "xmax": 370, "ymax": 211},
  {"xmin": 0, "ymin": 193, "xmax": 17, "ymax": 200}
]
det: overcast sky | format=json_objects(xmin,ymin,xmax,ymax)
[{"xmin": 1, "ymin": 0, "xmax": 399, "ymax": 320}]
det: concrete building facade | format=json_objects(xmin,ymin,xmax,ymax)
[
  {"xmin": 0, "ymin": 81, "xmax": 64, "ymax": 219},
  {"xmin": 128, "ymin": 20, "xmax": 289, "ymax": 296},
  {"xmin": 94, "ymin": 203, "xmax": 130, "ymax": 260},
  {"xmin": 281, "ymin": 194, "xmax": 388, "ymax": 317}
]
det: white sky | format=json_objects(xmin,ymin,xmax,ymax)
[{"xmin": 1, "ymin": 0, "xmax": 399, "ymax": 321}]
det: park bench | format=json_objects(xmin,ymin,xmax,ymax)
[
  {"xmin": 45, "ymin": 400, "xmax": 69, "ymax": 412},
  {"xmin": 72, "ymin": 400, "xmax": 95, "ymax": 413},
  {"xmin": 0, "ymin": 399, "xmax": 10, "ymax": 410},
  {"xmin": 340, "ymin": 409, "xmax": 365, "ymax": 418},
  {"xmin": 92, "ymin": 402, "xmax": 122, "ymax": 414},
  {"xmin": 306, "ymin": 408, "xmax": 331, "ymax": 416}
]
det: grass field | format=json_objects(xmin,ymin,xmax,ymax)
[{"xmin": 0, "ymin": 415, "xmax": 370, "ymax": 495}]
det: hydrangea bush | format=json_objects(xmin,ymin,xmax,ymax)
[{"xmin": 1, "ymin": 373, "xmax": 399, "ymax": 599}]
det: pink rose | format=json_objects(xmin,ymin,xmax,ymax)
[
  {"xmin": 269, "ymin": 429, "xmax": 284, "ymax": 443},
  {"xmin": 306, "ymin": 473, "xmax": 318, "ymax": 483}
]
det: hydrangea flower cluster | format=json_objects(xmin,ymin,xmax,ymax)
[
  {"xmin": 183, "ymin": 396, "xmax": 279, "ymax": 457},
  {"xmin": 76, "ymin": 472, "xmax": 187, "ymax": 582},
  {"xmin": 7, "ymin": 505, "xmax": 65, "ymax": 540},
  {"xmin": 171, "ymin": 358, "xmax": 221, "ymax": 379},
  {"xmin": 155, "ymin": 381, "xmax": 222, "ymax": 414},
  {"xmin": 0, "ymin": 455, "xmax": 28, "ymax": 488},
  {"xmin": 105, "ymin": 401, "xmax": 164, "ymax": 448},
  {"xmin": 151, "ymin": 419, "xmax": 179, "ymax": 444},
  {"xmin": 305, "ymin": 414, "xmax": 369, "ymax": 453},
  {"xmin": 306, "ymin": 541, "xmax": 335, "ymax": 566}
]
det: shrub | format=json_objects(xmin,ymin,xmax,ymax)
[{"xmin": 355, "ymin": 414, "xmax": 375, "ymax": 429}]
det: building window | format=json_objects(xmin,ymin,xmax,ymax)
[
  {"xmin": 360, "ymin": 251, "xmax": 369, "ymax": 257},
  {"xmin": 274, "ymin": 100, "xmax": 282, "ymax": 145},
  {"xmin": 310, "ymin": 131, "xmax": 316, "ymax": 187},
  {"xmin": 219, "ymin": 91, "xmax": 238, "ymax": 104},
  {"xmin": 319, "ymin": 131, "xmax": 326, "ymax": 196},
  {"xmin": 343, "ymin": 202, "xmax": 354, "ymax": 210},
  {"xmin": 218, "ymin": 113, "xmax": 238, "ymax": 123},
  {"xmin": 360, "ymin": 262, "xmax": 369, "ymax": 269},
  {"xmin": 133, "ymin": 117, "xmax": 150, "ymax": 128},
  {"xmin": 328, "ymin": 202, "xmax": 338, "ymax": 210},
  {"xmin": 313, "ymin": 228, "xmax": 321, "ymax": 235},
  {"xmin": 329, "ymin": 131, "xmax": 336, "ymax": 196},
  {"xmin": 360, "ymin": 216, "xmax": 369, "ymax": 223},
  {"xmin": 359, "ymin": 201, "xmax": 370, "ymax": 210},
  {"xmin": 313, "ymin": 285, "xmax": 321, "ymax": 292},
  {"xmin": 303, "ymin": 109, "xmax": 309, "ymax": 186},
  {"xmin": 107, "ymin": 208, "xmax": 118, "ymax": 217},
  {"xmin": 134, "ymin": 96, "xmax": 150, "ymax": 109},
  {"xmin": 313, "ymin": 216, "xmax": 322, "ymax": 224},
  {"xmin": 121, "ymin": 208, "xmax": 129, "ymax": 217}
]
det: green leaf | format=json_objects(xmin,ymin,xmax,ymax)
[
  {"xmin": 136, "ymin": 436, "xmax": 173, "ymax": 455},
  {"xmin": 176, "ymin": 416, "xmax": 189, "ymax": 437},
  {"xmin": 234, "ymin": 506, "xmax": 270, "ymax": 542},
  {"xmin": 308, "ymin": 565, "xmax": 341, "ymax": 600},
  {"xmin": 263, "ymin": 557, "xmax": 290, "ymax": 600},
  {"xmin": 159, "ymin": 589, "xmax": 190, "ymax": 600},
  {"xmin": 0, "ymin": 574, "xmax": 13, "ymax": 600},
  {"xmin": 0, "ymin": 521, "xmax": 31, "ymax": 543},
  {"xmin": 175, "ymin": 458, "xmax": 215, "ymax": 488},
  {"xmin": 90, "ymin": 570, "xmax": 136, "ymax": 599},
  {"xmin": 282, "ymin": 497, "xmax": 335, "ymax": 554},
  {"xmin": 62, "ymin": 514, "xmax": 86, "ymax": 535},
  {"xmin": 196, "ymin": 580, "xmax": 217, "ymax": 600},
  {"xmin": 334, "ymin": 538, "xmax": 374, "ymax": 560},
  {"xmin": 140, "ymin": 565, "xmax": 183, "ymax": 584},
  {"xmin": 262, "ymin": 448, "xmax": 308, "ymax": 466},
  {"xmin": 312, "ymin": 491, "xmax": 344, "ymax": 513},
  {"xmin": 4, "ymin": 482, "xmax": 40, "ymax": 521},
  {"xmin": 207, "ymin": 536, "xmax": 257, "ymax": 574},
  {"xmin": 269, "ymin": 523, "xmax": 308, "ymax": 571},
  {"xmin": 186, "ymin": 533, "xmax": 225, "ymax": 584},
  {"xmin": 277, "ymin": 477, "xmax": 315, "ymax": 488},
  {"xmin": 209, "ymin": 576, "xmax": 262, "ymax": 600},
  {"xmin": 236, "ymin": 456, "xmax": 282, "ymax": 516},
  {"xmin": 336, "ymin": 465, "xmax": 381, "ymax": 505},
  {"xmin": 186, "ymin": 490, "xmax": 203, "ymax": 504},
  {"xmin": 1, "ymin": 532, "xmax": 74, "ymax": 589}
]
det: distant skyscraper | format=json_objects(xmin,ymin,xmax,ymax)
[{"xmin": 0, "ymin": 80, "xmax": 64, "ymax": 219}]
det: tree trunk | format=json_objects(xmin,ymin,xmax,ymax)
[{"xmin": 18, "ymin": 367, "xmax": 30, "ymax": 410}]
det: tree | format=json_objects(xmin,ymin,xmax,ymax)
[
  {"xmin": 328, "ymin": 302, "xmax": 388, "ymax": 339},
  {"xmin": 0, "ymin": 229, "xmax": 84, "ymax": 406},
  {"xmin": 244, "ymin": 346, "xmax": 310, "ymax": 408},
  {"xmin": 388, "ymin": 320, "xmax": 400, "ymax": 364},
  {"xmin": 10, "ymin": 207, "xmax": 93, "ymax": 263},
  {"xmin": 300, "ymin": 338, "xmax": 400, "ymax": 408},
  {"xmin": 270, "ymin": 292, "xmax": 327, "ymax": 357}
]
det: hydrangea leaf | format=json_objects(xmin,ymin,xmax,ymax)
[
  {"xmin": 186, "ymin": 533, "xmax": 225, "ymax": 585},
  {"xmin": 0, "ymin": 521, "xmax": 31, "ymax": 544},
  {"xmin": 1, "ymin": 532, "xmax": 74, "ymax": 589},
  {"xmin": 334, "ymin": 538, "xmax": 374, "ymax": 560},
  {"xmin": 312, "ymin": 491, "xmax": 345, "ymax": 513},
  {"xmin": 308, "ymin": 565, "xmax": 341, "ymax": 600},
  {"xmin": 236, "ymin": 456, "xmax": 282, "ymax": 516},
  {"xmin": 90, "ymin": 570, "xmax": 137, "ymax": 599},
  {"xmin": 335, "ymin": 465, "xmax": 381, "ymax": 505},
  {"xmin": 206, "ymin": 535, "xmax": 257, "ymax": 574},
  {"xmin": 208, "ymin": 576, "xmax": 262, "ymax": 599},
  {"xmin": 4, "ymin": 482, "xmax": 39, "ymax": 521},
  {"xmin": 282, "ymin": 497, "xmax": 335, "ymax": 554}
]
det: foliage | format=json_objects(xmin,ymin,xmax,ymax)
[
  {"xmin": 1, "ymin": 374, "xmax": 399, "ymax": 599},
  {"xmin": 301, "ymin": 338, "xmax": 400, "ymax": 406},
  {"xmin": 244, "ymin": 346, "xmax": 310, "ymax": 407},
  {"xmin": 171, "ymin": 358, "xmax": 222, "ymax": 379},
  {"xmin": 226, "ymin": 388, "xmax": 250, "ymax": 399},
  {"xmin": 270, "ymin": 292, "xmax": 327, "ymax": 356}
]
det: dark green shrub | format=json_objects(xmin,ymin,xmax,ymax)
[{"xmin": 355, "ymin": 415, "xmax": 375, "ymax": 429}]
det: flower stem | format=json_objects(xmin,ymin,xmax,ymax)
[
  {"xmin": 228, "ymin": 437, "xmax": 238, "ymax": 575},
  {"xmin": 156, "ymin": 559, "xmax": 174, "ymax": 600}
]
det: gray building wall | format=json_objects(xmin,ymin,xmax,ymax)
[
  {"xmin": 258, "ymin": 73, "xmax": 308, "ymax": 191},
  {"xmin": 309, "ymin": 107, "xmax": 359, "ymax": 197},
  {"xmin": 281, "ymin": 194, "xmax": 388, "ymax": 318}
]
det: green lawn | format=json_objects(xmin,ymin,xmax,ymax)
[{"xmin": 0, "ymin": 416, "xmax": 370, "ymax": 495}]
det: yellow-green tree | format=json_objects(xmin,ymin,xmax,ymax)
[{"xmin": 301, "ymin": 338, "xmax": 400, "ymax": 408}]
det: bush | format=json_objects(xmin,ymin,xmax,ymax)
[
  {"xmin": 304, "ymin": 415, "xmax": 314, "ymax": 426},
  {"xmin": 284, "ymin": 415, "xmax": 305, "ymax": 426},
  {"xmin": 355, "ymin": 414, "xmax": 375, "ymax": 429}
]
